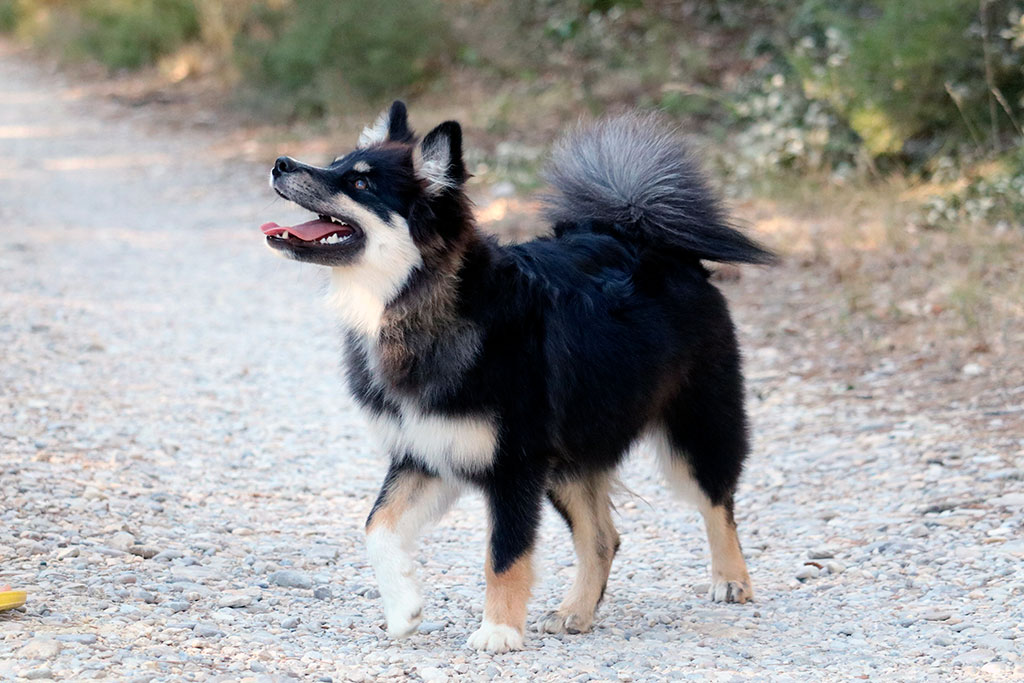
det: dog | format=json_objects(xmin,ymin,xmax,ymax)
[{"xmin": 261, "ymin": 101, "xmax": 774, "ymax": 653}]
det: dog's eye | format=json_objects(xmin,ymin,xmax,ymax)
[{"xmin": 354, "ymin": 178, "xmax": 369, "ymax": 191}]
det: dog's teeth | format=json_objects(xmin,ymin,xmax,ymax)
[
  {"xmin": 326, "ymin": 234, "xmax": 339, "ymax": 244},
  {"xmin": 281, "ymin": 231, "xmax": 289, "ymax": 239}
]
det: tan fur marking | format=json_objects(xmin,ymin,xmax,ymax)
[
  {"xmin": 484, "ymin": 551, "xmax": 534, "ymax": 632},
  {"xmin": 541, "ymin": 475, "xmax": 619, "ymax": 633},
  {"xmin": 703, "ymin": 504, "xmax": 753, "ymax": 602},
  {"xmin": 365, "ymin": 471, "xmax": 429, "ymax": 533}
]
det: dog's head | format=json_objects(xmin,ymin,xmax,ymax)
[{"xmin": 263, "ymin": 100, "xmax": 471, "ymax": 280}]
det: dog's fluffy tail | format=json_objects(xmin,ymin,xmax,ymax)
[{"xmin": 542, "ymin": 113, "xmax": 776, "ymax": 265}]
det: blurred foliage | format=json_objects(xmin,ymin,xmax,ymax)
[
  {"xmin": 0, "ymin": 1, "xmax": 19, "ymax": 32},
  {"xmin": 785, "ymin": 0, "xmax": 1024, "ymax": 161},
  {"xmin": 76, "ymin": 0, "xmax": 199, "ymax": 69},
  {"xmin": 921, "ymin": 146, "xmax": 1024, "ymax": 230},
  {"xmin": 2, "ymin": 0, "xmax": 1024, "ymax": 177},
  {"xmin": 1, "ymin": 0, "xmax": 199, "ymax": 69},
  {"xmin": 233, "ymin": 0, "xmax": 451, "ymax": 117}
]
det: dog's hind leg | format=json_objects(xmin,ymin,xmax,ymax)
[
  {"xmin": 366, "ymin": 458, "xmax": 461, "ymax": 639},
  {"xmin": 654, "ymin": 367, "xmax": 754, "ymax": 603},
  {"xmin": 538, "ymin": 472, "xmax": 619, "ymax": 634}
]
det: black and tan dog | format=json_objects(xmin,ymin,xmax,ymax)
[{"xmin": 261, "ymin": 102, "xmax": 774, "ymax": 652}]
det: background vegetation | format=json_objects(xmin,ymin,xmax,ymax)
[{"xmin": 4, "ymin": 1, "xmax": 1023, "ymax": 170}]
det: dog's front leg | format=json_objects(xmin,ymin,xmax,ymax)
[
  {"xmin": 467, "ymin": 471, "xmax": 544, "ymax": 653},
  {"xmin": 365, "ymin": 458, "xmax": 461, "ymax": 639}
]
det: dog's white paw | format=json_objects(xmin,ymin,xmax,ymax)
[
  {"xmin": 536, "ymin": 609, "xmax": 593, "ymax": 635},
  {"xmin": 381, "ymin": 580, "xmax": 423, "ymax": 638},
  {"xmin": 708, "ymin": 579, "xmax": 753, "ymax": 604},
  {"xmin": 466, "ymin": 621, "xmax": 524, "ymax": 653}
]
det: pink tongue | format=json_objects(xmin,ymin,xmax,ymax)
[{"xmin": 260, "ymin": 219, "xmax": 352, "ymax": 241}]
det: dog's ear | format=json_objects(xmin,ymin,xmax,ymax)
[
  {"xmin": 358, "ymin": 100, "xmax": 414, "ymax": 148},
  {"xmin": 416, "ymin": 121, "xmax": 465, "ymax": 195}
]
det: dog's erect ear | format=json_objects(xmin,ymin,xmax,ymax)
[
  {"xmin": 416, "ymin": 121, "xmax": 465, "ymax": 195},
  {"xmin": 357, "ymin": 100, "xmax": 414, "ymax": 148}
]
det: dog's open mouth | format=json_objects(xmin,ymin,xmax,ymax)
[{"xmin": 261, "ymin": 214, "xmax": 359, "ymax": 247}]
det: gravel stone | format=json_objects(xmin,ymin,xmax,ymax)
[
  {"xmin": 109, "ymin": 531, "xmax": 137, "ymax": 551},
  {"xmin": 152, "ymin": 549, "xmax": 184, "ymax": 562},
  {"xmin": 193, "ymin": 624, "xmax": 224, "ymax": 638},
  {"xmin": 795, "ymin": 565, "xmax": 820, "ymax": 580},
  {"xmin": 922, "ymin": 610, "xmax": 953, "ymax": 622},
  {"xmin": 269, "ymin": 570, "xmax": 313, "ymax": 590},
  {"xmin": 23, "ymin": 667, "xmax": 54, "ymax": 680},
  {"xmin": 19, "ymin": 639, "xmax": 62, "ymax": 659},
  {"xmin": 128, "ymin": 545, "xmax": 160, "ymax": 559},
  {"xmin": 218, "ymin": 593, "xmax": 254, "ymax": 608}
]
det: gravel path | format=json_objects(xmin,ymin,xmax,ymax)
[{"xmin": 1, "ymin": 42, "xmax": 1022, "ymax": 682}]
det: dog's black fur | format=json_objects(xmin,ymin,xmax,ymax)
[{"xmin": 265, "ymin": 101, "xmax": 773, "ymax": 650}]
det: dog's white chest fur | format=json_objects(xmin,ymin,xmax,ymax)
[
  {"xmin": 348, "ymin": 337, "xmax": 497, "ymax": 475},
  {"xmin": 366, "ymin": 404, "xmax": 498, "ymax": 475}
]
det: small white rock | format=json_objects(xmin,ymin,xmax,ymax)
[{"xmin": 796, "ymin": 566, "xmax": 820, "ymax": 580}]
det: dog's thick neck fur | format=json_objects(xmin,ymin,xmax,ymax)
[{"xmin": 371, "ymin": 189, "xmax": 481, "ymax": 400}]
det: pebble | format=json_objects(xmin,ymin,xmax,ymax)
[
  {"xmin": 961, "ymin": 363, "xmax": 984, "ymax": 376},
  {"xmin": 23, "ymin": 667, "xmax": 54, "ymax": 680},
  {"xmin": 956, "ymin": 648, "xmax": 997, "ymax": 665},
  {"xmin": 313, "ymin": 586, "xmax": 332, "ymax": 600},
  {"xmin": 807, "ymin": 548, "xmax": 835, "ymax": 560},
  {"xmin": 19, "ymin": 639, "xmax": 62, "ymax": 659},
  {"xmin": 281, "ymin": 617, "xmax": 301, "ymax": 629},
  {"xmin": 419, "ymin": 667, "xmax": 448, "ymax": 682},
  {"xmin": 218, "ymin": 593, "xmax": 254, "ymax": 608},
  {"xmin": 152, "ymin": 549, "xmax": 184, "ymax": 562},
  {"xmin": 55, "ymin": 634, "xmax": 98, "ymax": 645},
  {"xmin": 922, "ymin": 610, "xmax": 952, "ymax": 622},
  {"xmin": 795, "ymin": 566, "xmax": 820, "ymax": 580},
  {"xmin": 269, "ymin": 570, "xmax": 313, "ymax": 589},
  {"xmin": 419, "ymin": 621, "xmax": 445, "ymax": 634},
  {"xmin": 109, "ymin": 531, "xmax": 137, "ymax": 551},
  {"xmin": 128, "ymin": 545, "xmax": 160, "ymax": 559},
  {"xmin": 193, "ymin": 624, "xmax": 224, "ymax": 638}
]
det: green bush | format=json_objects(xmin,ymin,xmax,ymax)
[
  {"xmin": 0, "ymin": 0, "xmax": 20, "ymax": 32},
  {"xmin": 235, "ymin": 0, "xmax": 452, "ymax": 116},
  {"xmin": 789, "ymin": 0, "xmax": 1024, "ymax": 160},
  {"xmin": 73, "ymin": 0, "xmax": 200, "ymax": 69}
]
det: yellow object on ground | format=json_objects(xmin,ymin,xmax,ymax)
[{"xmin": 0, "ymin": 590, "xmax": 27, "ymax": 611}]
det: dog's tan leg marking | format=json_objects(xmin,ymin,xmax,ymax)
[
  {"xmin": 366, "ymin": 470, "xmax": 460, "ymax": 638},
  {"xmin": 701, "ymin": 503, "xmax": 753, "ymax": 604},
  {"xmin": 466, "ymin": 550, "xmax": 534, "ymax": 652},
  {"xmin": 539, "ymin": 475, "xmax": 619, "ymax": 635}
]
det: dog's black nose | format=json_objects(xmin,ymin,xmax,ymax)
[{"xmin": 273, "ymin": 156, "xmax": 297, "ymax": 177}]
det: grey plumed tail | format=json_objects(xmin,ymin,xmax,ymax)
[{"xmin": 542, "ymin": 113, "xmax": 776, "ymax": 265}]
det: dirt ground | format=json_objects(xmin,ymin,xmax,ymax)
[{"xmin": 1, "ymin": 39, "xmax": 1022, "ymax": 682}]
